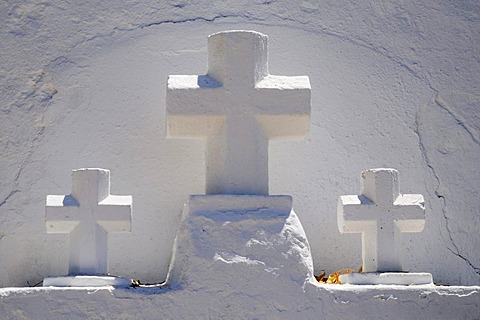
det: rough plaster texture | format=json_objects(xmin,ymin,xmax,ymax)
[
  {"xmin": 1, "ymin": 285, "xmax": 479, "ymax": 319},
  {"xmin": 165, "ymin": 195, "xmax": 313, "ymax": 287},
  {"xmin": 0, "ymin": 0, "xmax": 479, "ymax": 289},
  {"xmin": 338, "ymin": 168, "xmax": 425, "ymax": 273},
  {"xmin": 166, "ymin": 30, "xmax": 310, "ymax": 195}
]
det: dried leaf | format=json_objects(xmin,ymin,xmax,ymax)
[
  {"xmin": 315, "ymin": 271, "xmax": 327, "ymax": 283},
  {"xmin": 326, "ymin": 273, "xmax": 341, "ymax": 284},
  {"xmin": 317, "ymin": 265, "xmax": 361, "ymax": 284}
]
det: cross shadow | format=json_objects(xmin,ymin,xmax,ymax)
[
  {"xmin": 358, "ymin": 195, "xmax": 374, "ymax": 205},
  {"xmin": 62, "ymin": 195, "xmax": 79, "ymax": 206},
  {"xmin": 197, "ymin": 75, "xmax": 221, "ymax": 88}
]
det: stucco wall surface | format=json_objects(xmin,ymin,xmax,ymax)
[{"xmin": 0, "ymin": 0, "xmax": 479, "ymax": 287}]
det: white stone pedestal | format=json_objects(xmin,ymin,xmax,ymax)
[
  {"xmin": 43, "ymin": 275, "xmax": 131, "ymax": 288},
  {"xmin": 339, "ymin": 272, "xmax": 433, "ymax": 285},
  {"xmin": 166, "ymin": 195, "xmax": 314, "ymax": 289}
]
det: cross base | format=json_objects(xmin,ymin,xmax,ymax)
[
  {"xmin": 166, "ymin": 194, "xmax": 314, "ymax": 288},
  {"xmin": 339, "ymin": 272, "xmax": 433, "ymax": 285},
  {"xmin": 43, "ymin": 275, "xmax": 132, "ymax": 288}
]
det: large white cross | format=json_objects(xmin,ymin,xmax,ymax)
[
  {"xmin": 166, "ymin": 30, "xmax": 311, "ymax": 195},
  {"xmin": 46, "ymin": 168, "xmax": 132, "ymax": 276},
  {"xmin": 338, "ymin": 168, "xmax": 425, "ymax": 272}
]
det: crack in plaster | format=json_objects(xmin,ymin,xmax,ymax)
[
  {"xmin": 434, "ymin": 93, "xmax": 480, "ymax": 146},
  {"xmin": 0, "ymin": 189, "xmax": 20, "ymax": 208},
  {"xmin": 414, "ymin": 92, "xmax": 480, "ymax": 277},
  {"xmin": 44, "ymin": 11, "xmax": 425, "ymax": 90},
  {"xmin": 12, "ymin": 107, "xmax": 48, "ymax": 189},
  {"xmin": 268, "ymin": 13, "xmax": 423, "ymax": 81},
  {"xmin": 129, "ymin": 14, "xmax": 247, "ymax": 30},
  {"xmin": 446, "ymin": 246, "xmax": 480, "ymax": 276},
  {"xmin": 68, "ymin": 14, "xmax": 246, "ymax": 54},
  {"xmin": 2, "ymin": 69, "xmax": 52, "ymax": 204},
  {"xmin": 39, "ymin": 14, "xmax": 249, "ymax": 83}
]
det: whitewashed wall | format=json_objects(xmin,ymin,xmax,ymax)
[{"xmin": 0, "ymin": 0, "xmax": 479, "ymax": 286}]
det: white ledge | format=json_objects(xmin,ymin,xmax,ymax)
[
  {"xmin": 43, "ymin": 276, "xmax": 132, "ymax": 288},
  {"xmin": 0, "ymin": 283, "xmax": 479, "ymax": 319},
  {"xmin": 339, "ymin": 272, "xmax": 433, "ymax": 285}
]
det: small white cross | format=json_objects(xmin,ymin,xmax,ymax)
[
  {"xmin": 166, "ymin": 30, "xmax": 311, "ymax": 195},
  {"xmin": 338, "ymin": 168, "xmax": 425, "ymax": 272},
  {"xmin": 46, "ymin": 168, "xmax": 132, "ymax": 276}
]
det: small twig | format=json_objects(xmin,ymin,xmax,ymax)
[
  {"xmin": 131, "ymin": 279, "xmax": 168, "ymax": 288},
  {"xmin": 27, "ymin": 280, "xmax": 43, "ymax": 287}
]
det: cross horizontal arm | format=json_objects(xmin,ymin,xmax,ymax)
[
  {"xmin": 167, "ymin": 75, "xmax": 311, "ymax": 139},
  {"xmin": 393, "ymin": 194, "xmax": 424, "ymax": 207},
  {"xmin": 96, "ymin": 195, "xmax": 132, "ymax": 232},
  {"xmin": 392, "ymin": 195, "xmax": 425, "ymax": 232},
  {"xmin": 338, "ymin": 195, "xmax": 377, "ymax": 233},
  {"xmin": 167, "ymin": 75, "xmax": 311, "ymax": 116},
  {"xmin": 168, "ymin": 75, "xmax": 221, "ymax": 90},
  {"xmin": 167, "ymin": 75, "xmax": 227, "ymax": 138},
  {"xmin": 46, "ymin": 195, "xmax": 79, "ymax": 207},
  {"xmin": 339, "ymin": 195, "xmax": 377, "ymax": 220},
  {"xmin": 255, "ymin": 75, "xmax": 310, "ymax": 90},
  {"xmin": 167, "ymin": 75, "xmax": 224, "ymax": 112},
  {"xmin": 253, "ymin": 76, "xmax": 311, "ymax": 138},
  {"xmin": 46, "ymin": 195, "xmax": 80, "ymax": 233}
]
